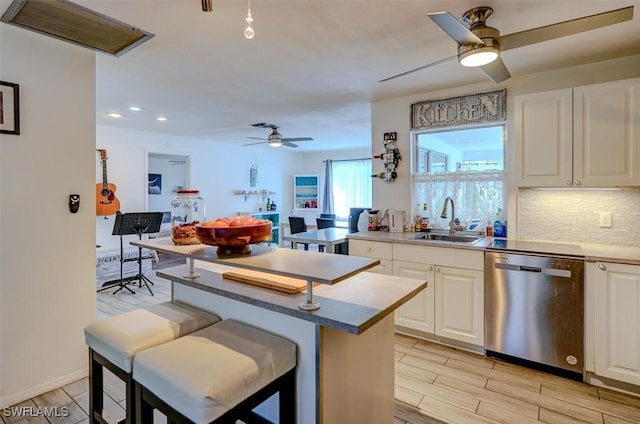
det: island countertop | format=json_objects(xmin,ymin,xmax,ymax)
[
  {"xmin": 133, "ymin": 237, "xmax": 380, "ymax": 284},
  {"xmin": 157, "ymin": 262, "xmax": 427, "ymax": 335}
]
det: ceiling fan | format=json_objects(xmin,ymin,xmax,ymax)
[
  {"xmin": 380, "ymin": 5, "xmax": 634, "ymax": 84},
  {"xmin": 243, "ymin": 123, "xmax": 313, "ymax": 148}
]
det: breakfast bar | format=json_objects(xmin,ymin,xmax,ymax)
[{"xmin": 132, "ymin": 237, "xmax": 427, "ymax": 424}]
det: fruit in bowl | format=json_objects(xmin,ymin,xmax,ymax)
[{"xmin": 195, "ymin": 216, "xmax": 272, "ymax": 255}]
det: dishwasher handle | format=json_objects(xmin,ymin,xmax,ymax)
[
  {"xmin": 494, "ymin": 262, "xmax": 572, "ymax": 278},
  {"xmin": 495, "ymin": 263, "xmax": 540, "ymax": 272}
]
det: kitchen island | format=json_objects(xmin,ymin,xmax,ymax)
[{"xmin": 132, "ymin": 237, "xmax": 428, "ymax": 424}]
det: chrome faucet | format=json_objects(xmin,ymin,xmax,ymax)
[{"xmin": 440, "ymin": 196, "xmax": 456, "ymax": 236}]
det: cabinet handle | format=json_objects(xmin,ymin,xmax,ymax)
[
  {"xmin": 435, "ymin": 267, "xmax": 440, "ymax": 273},
  {"xmin": 565, "ymin": 179, "xmax": 572, "ymax": 186},
  {"xmin": 428, "ymin": 266, "xmax": 433, "ymax": 271},
  {"xmin": 367, "ymin": 247, "xmax": 372, "ymax": 252},
  {"xmin": 597, "ymin": 263, "xmax": 607, "ymax": 271},
  {"xmin": 574, "ymin": 180, "xmax": 581, "ymax": 186}
]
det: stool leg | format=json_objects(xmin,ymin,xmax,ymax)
[
  {"xmin": 134, "ymin": 382, "xmax": 154, "ymax": 424},
  {"xmin": 279, "ymin": 369, "xmax": 296, "ymax": 424},
  {"xmin": 125, "ymin": 373, "xmax": 136, "ymax": 424},
  {"xmin": 89, "ymin": 349, "xmax": 104, "ymax": 424}
]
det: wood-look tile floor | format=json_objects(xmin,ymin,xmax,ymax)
[
  {"xmin": 4, "ymin": 271, "xmax": 640, "ymax": 423},
  {"xmin": 393, "ymin": 332, "xmax": 640, "ymax": 424}
]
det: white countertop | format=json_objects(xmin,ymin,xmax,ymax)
[{"xmin": 347, "ymin": 231, "xmax": 640, "ymax": 265}]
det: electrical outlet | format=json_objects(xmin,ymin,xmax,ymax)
[{"xmin": 599, "ymin": 211, "xmax": 612, "ymax": 228}]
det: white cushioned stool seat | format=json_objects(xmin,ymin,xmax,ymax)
[
  {"xmin": 133, "ymin": 319, "xmax": 297, "ymax": 424},
  {"xmin": 85, "ymin": 301, "xmax": 221, "ymax": 373},
  {"xmin": 84, "ymin": 301, "xmax": 220, "ymax": 424}
]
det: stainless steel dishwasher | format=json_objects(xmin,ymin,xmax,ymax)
[{"xmin": 485, "ymin": 250, "xmax": 584, "ymax": 378}]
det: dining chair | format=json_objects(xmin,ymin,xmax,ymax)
[
  {"xmin": 315, "ymin": 218, "xmax": 336, "ymax": 253},
  {"xmin": 316, "ymin": 218, "xmax": 335, "ymax": 229},
  {"xmin": 288, "ymin": 216, "xmax": 309, "ymax": 250}
]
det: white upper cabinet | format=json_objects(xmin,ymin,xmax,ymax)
[
  {"xmin": 515, "ymin": 78, "xmax": 640, "ymax": 187},
  {"xmin": 515, "ymin": 88, "xmax": 573, "ymax": 187},
  {"xmin": 574, "ymin": 79, "xmax": 640, "ymax": 187}
]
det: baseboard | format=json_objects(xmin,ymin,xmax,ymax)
[
  {"xmin": 586, "ymin": 372, "xmax": 640, "ymax": 397},
  {"xmin": 394, "ymin": 326, "xmax": 485, "ymax": 355},
  {"xmin": 0, "ymin": 367, "xmax": 88, "ymax": 408}
]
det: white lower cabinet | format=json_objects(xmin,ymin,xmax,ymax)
[
  {"xmin": 593, "ymin": 262, "xmax": 640, "ymax": 386},
  {"xmin": 349, "ymin": 239, "xmax": 485, "ymax": 347},
  {"xmin": 393, "ymin": 260, "xmax": 435, "ymax": 334},
  {"xmin": 434, "ymin": 266, "xmax": 484, "ymax": 346},
  {"xmin": 348, "ymin": 239, "xmax": 393, "ymax": 275}
]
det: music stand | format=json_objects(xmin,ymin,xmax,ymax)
[{"xmin": 98, "ymin": 212, "xmax": 163, "ymax": 295}]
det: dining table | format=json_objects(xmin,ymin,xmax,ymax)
[{"xmin": 283, "ymin": 227, "xmax": 350, "ymax": 253}]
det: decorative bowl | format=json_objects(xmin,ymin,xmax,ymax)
[{"xmin": 195, "ymin": 220, "xmax": 272, "ymax": 255}]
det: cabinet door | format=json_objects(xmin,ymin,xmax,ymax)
[
  {"xmin": 434, "ymin": 266, "xmax": 484, "ymax": 346},
  {"xmin": 393, "ymin": 261, "xmax": 434, "ymax": 334},
  {"xmin": 574, "ymin": 78, "xmax": 640, "ymax": 187},
  {"xmin": 594, "ymin": 262, "xmax": 640, "ymax": 386},
  {"xmin": 349, "ymin": 240, "xmax": 392, "ymax": 275},
  {"xmin": 515, "ymin": 88, "xmax": 573, "ymax": 187}
]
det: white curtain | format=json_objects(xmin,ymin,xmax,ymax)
[
  {"xmin": 322, "ymin": 160, "xmax": 334, "ymax": 214},
  {"xmin": 413, "ymin": 171, "xmax": 504, "ymax": 230},
  {"xmin": 331, "ymin": 159, "xmax": 372, "ymax": 221}
]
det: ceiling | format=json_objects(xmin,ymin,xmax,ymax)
[{"xmin": 75, "ymin": 0, "xmax": 640, "ymax": 152}]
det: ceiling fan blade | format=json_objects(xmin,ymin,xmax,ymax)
[
  {"xmin": 479, "ymin": 57, "xmax": 511, "ymax": 83},
  {"xmin": 379, "ymin": 55, "xmax": 456, "ymax": 82},
  {"xmin": 282, "ymin": 137, "xmax": 313, "ymax": 142},
  {"xmin": 252, "ymin": 122, "xmax": 277, "ymax": 129},
  {"xmin": 282, "ymin": 142, "xmax": 299, "ymax": 148},
  {"xmin": 247, "ymin": 136, "xmax": 267, "ymax": 140},
  {"xmin": 428, "ymin": 11, "xmax": 484, "ymax": 45},
  {"xmin": 242, "ymin": 141, "xmax": 267, "ymax": 146},
  {"xmin": 499, "ymin": 6, "xmax": 633, "ymax": 52}
]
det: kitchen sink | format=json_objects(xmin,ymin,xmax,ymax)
[{"xmin": 410, "ymin": 233, "xmax": 483, "ymax": 244}]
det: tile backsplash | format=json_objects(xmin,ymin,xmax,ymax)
[{"xmin": 518, "ymin": 188, "xmax": 640, "ymax": 246}]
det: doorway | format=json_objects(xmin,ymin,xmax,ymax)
[{"xmin": 146, "ymin": 153, "xmax": 190, "ymax": 214}]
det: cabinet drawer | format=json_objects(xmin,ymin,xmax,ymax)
[
  {"xmin": 349, "ymin": 240, "xmax": 393, "ymax": 260},
  {"xmin": 393, "ymin": 243, "xmax": 484, "ymax": 271}
]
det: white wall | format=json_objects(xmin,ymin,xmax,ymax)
[
  {"xmin": 96, "ymin": 125, "xmax": 303, "ymax": 249},
  {"xmin": 0, "ymin": 24, "xmax": 97, "ymax": 406},
  {"xmin": 299, "ymin": 147, "xmax": 372, "ymax": 213},
  {"xmin": 372, "ymin": 54, "xmax": 640, "ymax": 244}
]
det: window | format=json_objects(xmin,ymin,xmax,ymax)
[
  {"xmin": 412, "ymin": 124, "xmax": 505, "ymax": 230},
  {"xmin": 331, "ymin": 159, "xmax": 372, "ymax": 221}
]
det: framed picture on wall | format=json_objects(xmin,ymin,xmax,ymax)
[
  {"xmin": 148, "ymin": 173, "xmax": 162, "ymax": 194},
  {"xmin": 0, "ymin": 81, "xmax": 20, "ymax": 135}
]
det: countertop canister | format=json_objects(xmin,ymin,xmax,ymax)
[{"xmin": 171, "ymin": 189, "xmax": 205, "ymax": 245}]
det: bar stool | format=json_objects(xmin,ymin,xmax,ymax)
[
  {"xmin": 133, "ymin": 319, "xmax": 297, "ymax": 424},
  {"xmin": 84, "ymin": 301, "xmax": 221, "ymax": 424}
]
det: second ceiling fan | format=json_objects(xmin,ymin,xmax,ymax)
[
  {"xmin": 243, "ymin": 123, "xmax": 313, "ymax": 148},
  {"xmin": 380, "ymin": 5, "xmax": 634, "ymax": 84}
]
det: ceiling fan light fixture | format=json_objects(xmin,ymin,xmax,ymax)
[
  {"xmin": 459, "ymin": 46, "xmax": 499, "ymax": 67},
  {"xmin": 268, "ymin": 132, "xmax": 282, "ymax": 147}
]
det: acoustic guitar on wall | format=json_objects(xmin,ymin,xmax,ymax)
[{"xmin": 96, "ymin": 149, "xmax": 121, "ymax": 216}]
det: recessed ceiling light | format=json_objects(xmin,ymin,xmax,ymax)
[
  {"xmin": 156, "ymin": 117, "xmax": 167, "ymax": 122},
  {"xmin": 129, "ymin": 106, "xmax": 142, "ymax": 112},
  {"xmin": 106, "ymin": 112, "xmax": 124, "ymax": 118}
]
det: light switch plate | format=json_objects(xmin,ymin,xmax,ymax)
[{"xmin": 599, "ymin": 211, "xmax": 612, "ymax": 228}]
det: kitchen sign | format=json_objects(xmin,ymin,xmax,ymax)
[{"xmin": 411, "ymin": 89, "xmax": 505, "ymax": 129}]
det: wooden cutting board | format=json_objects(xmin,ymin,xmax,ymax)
[{"xmin": 222, "ymin": 269, "xmax": 313, "ymax": 294}]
